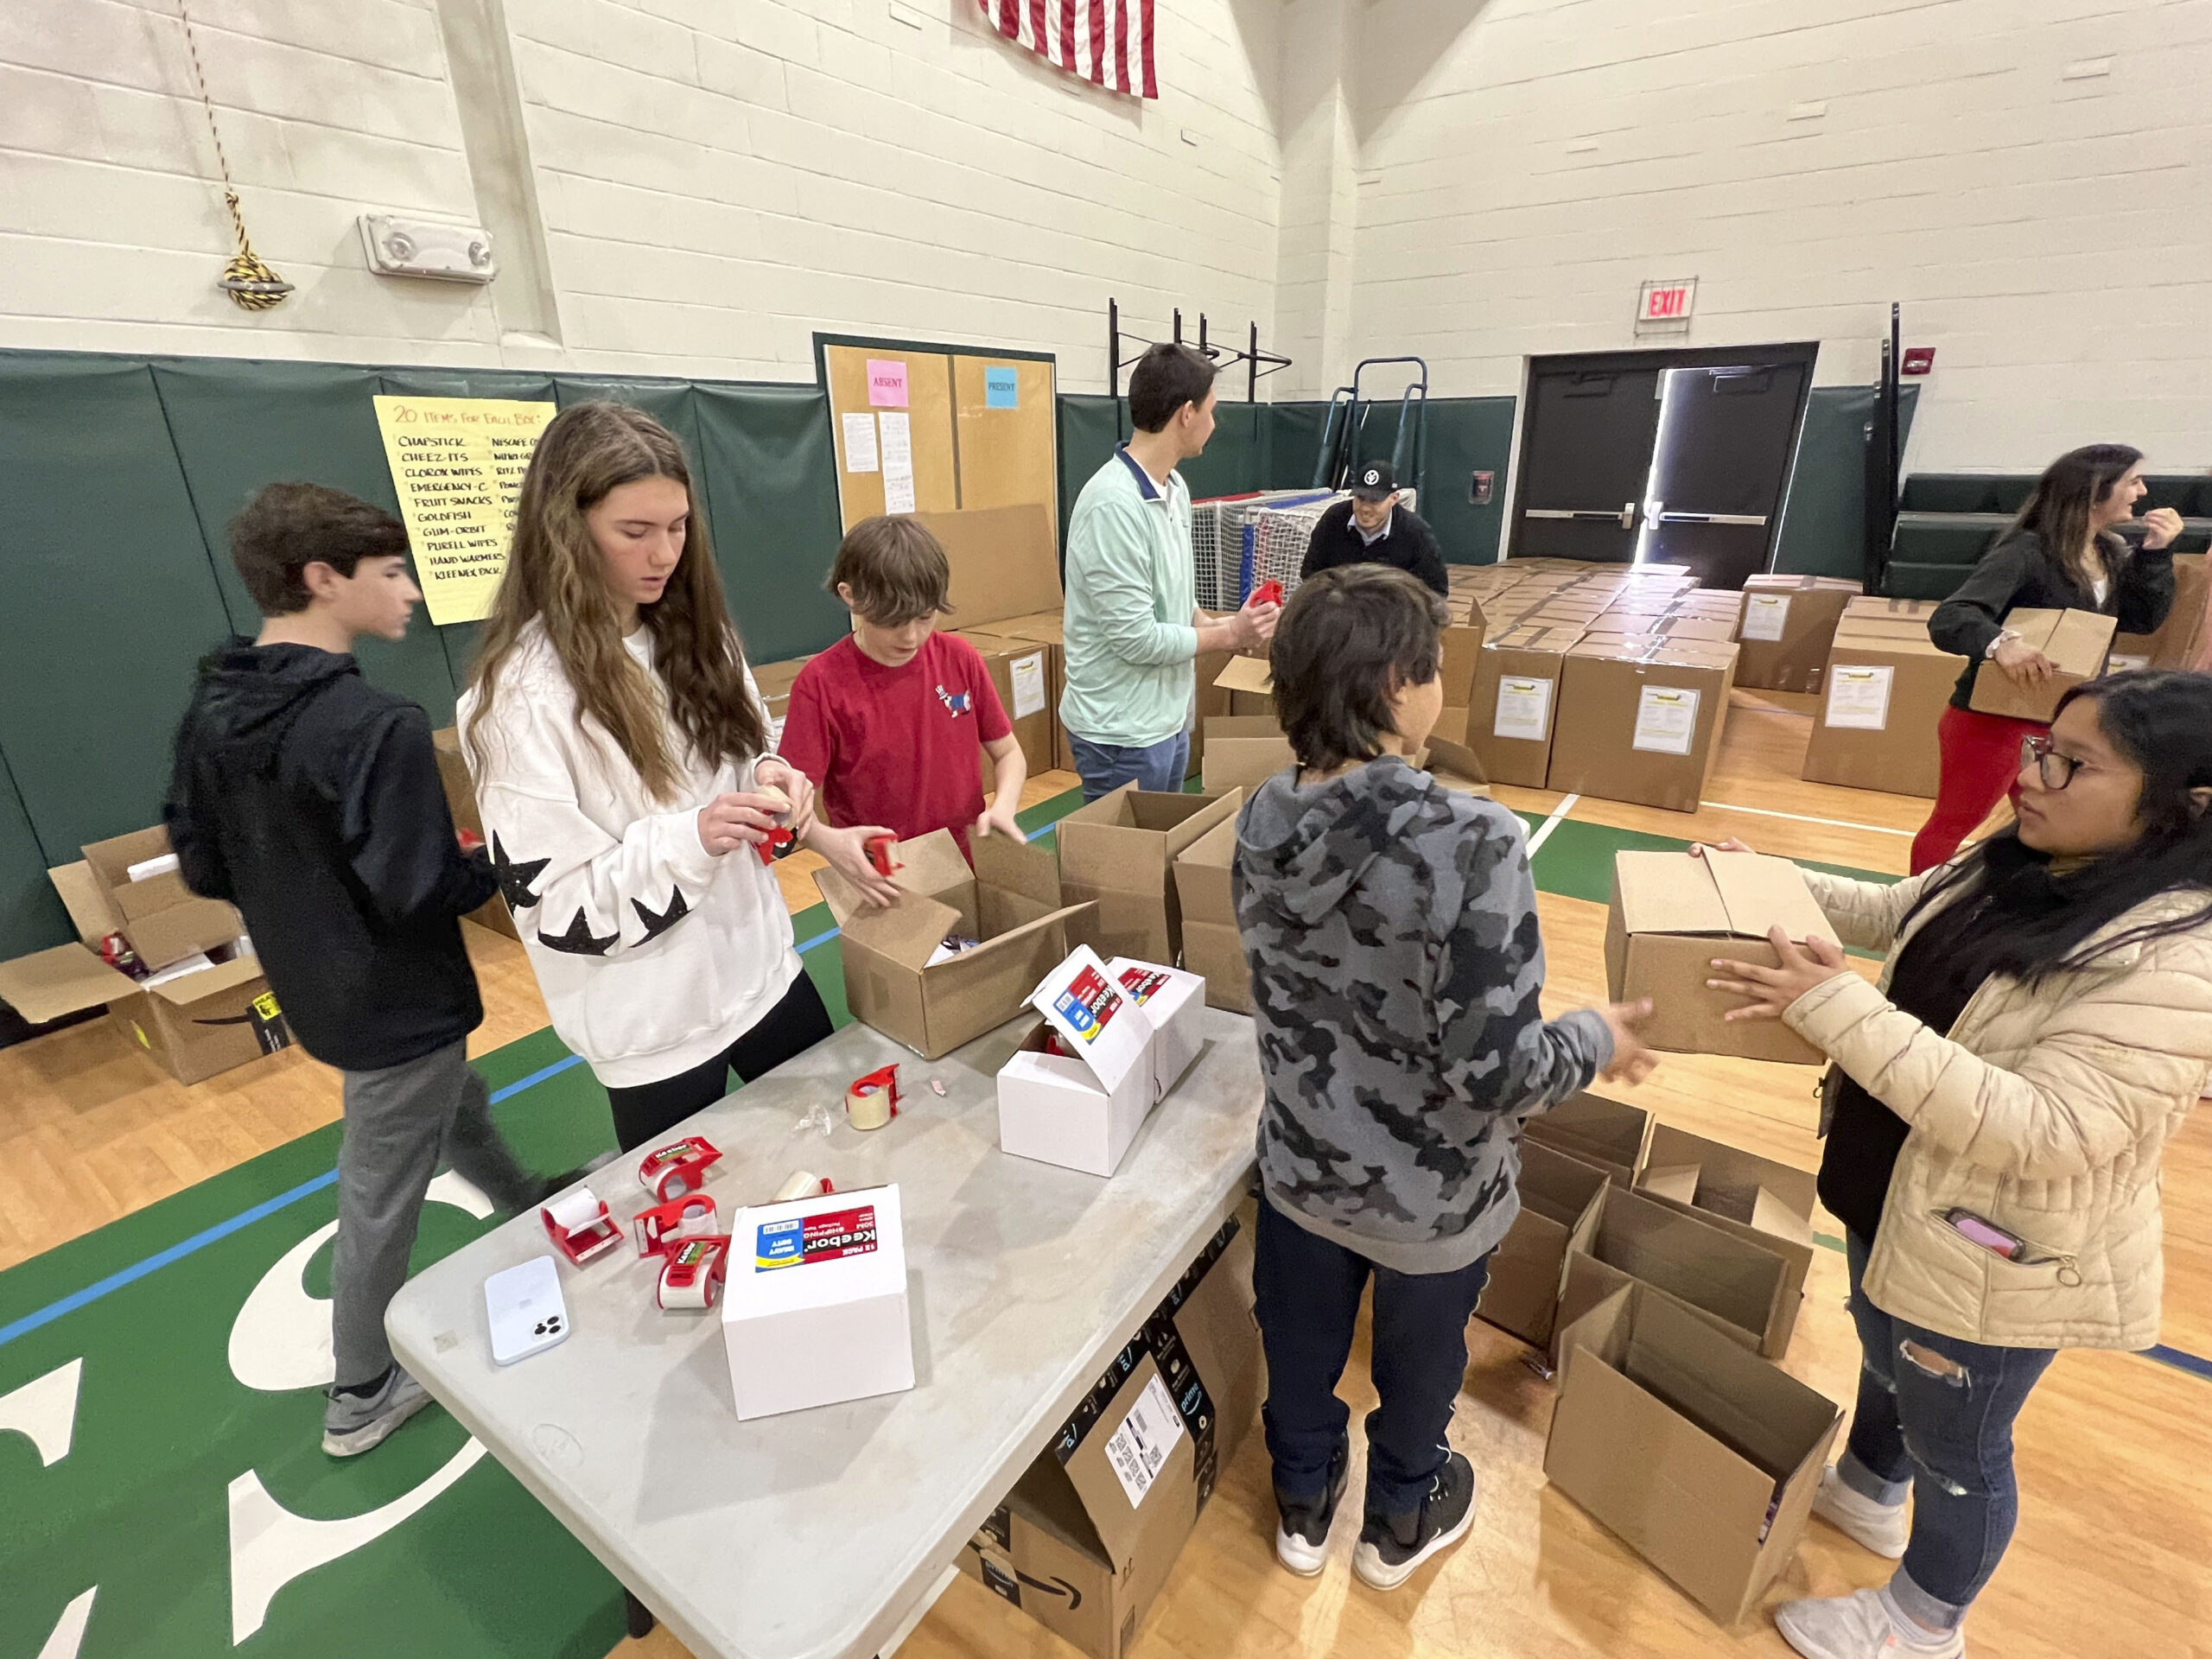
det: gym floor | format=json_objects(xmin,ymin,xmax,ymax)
[{"xmin": 4, "ymin": 687, "xmax": 2206, "ymax": 1659}]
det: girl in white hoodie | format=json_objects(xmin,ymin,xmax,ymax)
[{"xmin": 460, "ymin": 403, "xmax": 830, "ymax": 1150}]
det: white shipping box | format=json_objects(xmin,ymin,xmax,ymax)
[
  {"xmin": 721, "ymin": 1184, "xmax": 914, "ymax": 1420},
  {"xmin": 998, "ymin": 947, "xmax": 1160, "ymax": 1177},
  {"xmin": 1109, "ymin": 957, "xmax": 1205, "ymax": 1098}
]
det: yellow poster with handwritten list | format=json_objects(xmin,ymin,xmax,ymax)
[{"xmin": 372, "ymin": 395, "xmax": 556, "ymax": 625}]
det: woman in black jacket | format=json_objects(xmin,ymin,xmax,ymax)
[{"xmin": 1912, "ymin": 444, "xmax": 2182, "ymax": 872}]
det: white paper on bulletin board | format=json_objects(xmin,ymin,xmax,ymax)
[
  {"xmin": 879, "ymin": 411, "xmax": 916, "ymax": 513},
  {"xmin": 842, "ymin": 411, "xmax": 880, "ymax": 474},
  {"xmin": 372, "ymin": 395, "xmax": 556, "ymax": 625}
]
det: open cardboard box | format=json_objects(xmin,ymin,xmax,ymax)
[
  {"xmin": 1640, "ymin": 1123, "xmax": 1817, "ymax": 1249},
  {"xmin": 1735, "ymin": 575, "xmax": 1859, "ymax": 693},
  {"xmin": 1606, "ymin": 850, "xmax": 1834, "ymax": 1065},
  {"xmin": 957, "ymin": 1216, "xmax": 1259, "ymax": 1659},
  {"xmin": 2114, "ymin": 550, "xmax": 2206, "ymax": 671},
  {"xmin": 1548, "ymin": 639, "xmax": 1738, "ymax": 813},
  {"xmin": 1544, "ymin": 1281, "xmax": 1840, "ymax": 1627},
  {"xmin": 1557, "ymin": 1185, "xmax": 1797, "ymax": 1360},
  {"xmin": 1522, "ymin": 1090, "xmax": 1652, "ymax": 1187},
  {"xmin": 1169, "ymin": 817, "xmax": 1249, "ymax": 1014},
  {"xmin": 1211, "ymin": 653, "xmax": 1276, "ymax": 718},
  {"xmin": 1969, "ymin": 607, "xmax": 2117, "ymax": 722},
  {"xmin": 996, "ymin": 945, "xmax": 1159, "ymax": 1178},
  {"xmin": 814, "ymin": 829, "xmax": 1097, "ymax": 1058},
  {"xmin": 79, "ymin": 826, "xmax": 243, "ymax": 969},
  {"xmin": 721, "ymin": 1182, "xmax": 913, "ymax": 1419},
  {"xmin": 1109, "ymin": 957, "xmax": 1205, "ymax": 1098},
  {"xmin": 431, "ymin": 727, "xmax": 518, "ymax": 940},
  {"xmin": 1056, "ymin": 785, "xmax": 1243, "ymax": 966},
  {"xmin": 1473, "ymin": 1138, "xmax": 1608, "ymax": 1348},
  {"xmin": 1201, "ymin": 715, "xmax": 1292, "ymax": 796}
]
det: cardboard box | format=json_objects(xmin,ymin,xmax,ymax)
[
  {"xmin": 914, "ymin": 503, "xmax": 1065, "ymax": 625},
  {"xmin": 1583, "ymin": 613, "xmax": 1739, "ymax": 645},
  {"xmin": 1544, "ymin": 1282, "xmax": 1841, "ymax": 1627},
  {"xmin": 1557, "ymin": 1186, "xmax": 1796, "ymax": 1359},
  {"xmin": 1605, "ymin": 850, "xmax": 1834, "ymax": 1066},
  {"xmin": 1056, "ymin": 785, "xmax": 1243, "ymax": 966},
  {"xmin": 1801, "ymin": 622, "xmax": 1967, "ymax": 798},
  {"xmin": 1843, "ymin": 595, "xmax": 1938, "ymax": 620},
  {"xmin": 950, "ymin": 630, "xmax": 1060, "ymax": 784},
  {"xmin": 1109, "ymin": 957, "xmax": 1206, "ymax": 1098},
  {"xmin": 1468, "ymin": 624, "xmax": 1583, "ymax": 788},
  {"xmin": 1968, "ymin": 607, "xmax": 2118, "ymax": 722},
  {"xmin": 814, "ymin": 830, "xmax": 1097, "ymax": 1058},
  {"xmin": 987, "ymin": 610, "xmax": 1072, "ymax": 774},
  {"xmin": 1170, "ymin": 818, "xmax": 1249, "ymax": 1014},
  {"xmin": 1548, "ymin": 639, "xmax": 1738, "ymax": 813},
  {"xmin": 2113, "ymin": 550, "xmax": 2206, "ymax": 670},
  {"xmin": 1522, "ymin": 1090, "xmax": 1652, "ymax": 1187},
  {"xmin": 1438, "ymin": 612, "xmax": 1488, "ymax": 713},
  {"xmin": 431, "ymin": 727, "xmax": 518, "ymax": 940},
  {"xmin": 1637, "ymin": 1126, "xmax": 1816, "ymax": 1357},
  {"xmin": 1734, "ymin": 575, "xmax": 1860, "ymax": 693},
  {"xmin": 1473, "ymin": 1139, "xmax": 1609, "ymax": 1347},
  {"xmin": 1414, "ymin": 734, "xmax": 1491, "ymax": 796},
  {"xmin": 1201, "ymin": 715, "xmax": 1292, "ymax": 795},
  {"xmin": 79, "ymin": 827, "xmax": 242, "ymax": 970},
  {"xmin": 957, "ymin": 1217, "xmax": 1260, "ymax": 1659},
  {"xmin": 721, "ymin": 1183, "xmax": 913, "ymax": 1419},
  {"xmin": 998, "ymin": 947, "xmax": 1160, "ymax": 1178},
  {"xmin": 1211, "ymin": 653, "xmax": 1275, "ymax": 719}
]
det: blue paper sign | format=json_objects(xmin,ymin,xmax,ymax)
[{"xmin": 985, "ymin": 367, "xmax": 1020, "ymax": 409}]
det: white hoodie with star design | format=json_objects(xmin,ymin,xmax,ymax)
[{"xmin": 456, "ymin": 621, "xmax": 800, "ymax": 1088}]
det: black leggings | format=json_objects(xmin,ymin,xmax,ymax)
[{"xmin": 603, "ymin": 972, "xmax": 836, "ymax": 1152}]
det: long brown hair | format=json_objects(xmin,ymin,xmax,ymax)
[
  {"xmin": 1998, "ymin": 442, "xmax": 2142, "ymax": 595},
  {"xmin": 467, "ymin": 402, "xmax": 765, "ymax": 800}
]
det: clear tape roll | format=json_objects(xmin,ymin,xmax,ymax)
[
  {"xmin": 772, "ymin": 1170, "xmax": 823, "ymax": 1203},
  {"xmin": 545, "ymin": 1187, "xmax": 603, "ymax": 1232},
  {"xmin": 658, "ymin": 1240, "xmax": 726, "ymax": 1310},
  {"xmin": 845, "ymin": 1083, "xmax": 892, "ymax": 1132}
]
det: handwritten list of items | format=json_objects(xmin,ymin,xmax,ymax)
[{"xmin": 372, "ymin": 395, "xmax": 557, "ymax": 625}]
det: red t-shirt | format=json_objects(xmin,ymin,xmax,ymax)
[{"xmin": 778, "ymin": 632, "xmax": 1012, "ymax": 860}]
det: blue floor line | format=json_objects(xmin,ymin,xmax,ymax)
[
  {"xmin": 0, "ymin": 1052, "xmax": 589, "ymax": 1352},
  {"xmin": 796, "ymin": 925, "xmax": 841, "ymax": 953},
  {"xmin": 2144, "ymin": 1344, "xmax": 2212, "ymax": 1382}
]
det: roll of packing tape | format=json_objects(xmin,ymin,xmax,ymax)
[
  {"xmin": 772, "ymin": 1170, "xmax": 829, "ymax": 1203},
  {"xmin": 845, "ymin": 1079, "xmax": 894, "ymax": 1131},
  {"xmin": 545, "ymin": 1187, "xmax": 605, "ymax": 1233},
  {"xmin": 656, "ymin": 1236, "xmax": 729, "ymax": 1311}
]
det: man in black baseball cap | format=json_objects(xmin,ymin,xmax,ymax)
[{"xmin": 1299, "ymin": 460, "xmax": 1449, "ymax": 596}]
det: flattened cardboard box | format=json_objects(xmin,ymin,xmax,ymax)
[
  {"xmin": 1474, "ymin": 1138, "xmax": 1609, "ymax": 1348},
  {"xmin": 1544, "ymin": 1282, "xmax": 1840, "ymax": 1628},
  {"xmin": 1056, "ymin": 785, "xmax": 1242, "ymax": 966},
  {"xmin": 1968, "ymin": 607, "xmax": 2116, "ymax": 722},
  {"xmin": 1548, "ymin": 639, "xmax": 1738, "ymax": 813},
  {"xmin": 1170, "ymin": 817, "xmax": 1250, "ymax": 1014},
  {"xmin": 957, "ymin": 1218, "xmax": 1260, "ymax": 1659},
  {"xmin": 1556, "ymin": 1185, "xmax": 1794, "ymax": 1360},
  {"xmin": 1735, "ymin": 575, "xmax": 1859, "ymax": 693},
  {"xmin": 432, "ymin": 727, "xmax": 518, "ymax": 940},
  {"xmin": 1802, "ymin": 626, "xmax": 1966, "ymax": 798},
  {"xmin": 1469, "ymin": 624, "xmax": 1584, "ymax": 789},
  {"xmin": 1201, "ymin": 715, "xmax": 1292, "ymax": 796},
  {"xmin": 1605, "ymin": 850, "xmax": 1834, "ymax": 1065},
  {"xmin": 815, "ymin": 829, "xmax": 1097, "ymax": 1058}
]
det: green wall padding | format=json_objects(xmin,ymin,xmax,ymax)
[
  {"xmin": 1259, "ymin": 402, "xmax": 1332, "ymax": 490},
  {"xmin": 0, "ymin": 359, "xmax": 237, "ymax": 863},
  {"xmin": 1178, "ymin": 401, "xmax": 1267, "ymax": 502},
  {"xmin": 1412, "ymin": 397, "xmax": 1516, "ymax": 565},
  {"xmin": 1056, "ymin": 394, "xmax": 1124, "ymax": 554},
  {"xmin": 1773, "ymin": 384, "xmax": 1921, "ymax": 580},
  {"xmin": 0, "ymin": 746, "xmax": 68, "ymax": 961},
  {"xmin": 691, "ymin": 384, "xmax": 848, "ymax": 664}
]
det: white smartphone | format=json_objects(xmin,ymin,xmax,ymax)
[{"xmin": 485, "ymin": 1255, "xmax": 571, "ymax": 1366}]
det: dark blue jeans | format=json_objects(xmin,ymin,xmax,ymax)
[
  {"xmin": 1252, "ymin": 1194, "xmax": 1492, "ymax": 1520},
  {"xmin": 1840, "ymin": 1231, "xmax": 2057, "ymax": 1630},
  {"xmin": 1068, "ymin": 729, "xmax": 1191, "ymax": 802}
]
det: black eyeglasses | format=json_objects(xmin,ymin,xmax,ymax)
[{"xmin": 2021, "ymin": 734, "xmax": 2089, "ymax": 790}]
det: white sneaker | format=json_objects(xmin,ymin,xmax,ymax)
[
  {"xmin": 1776, "ymin": 1589, "xmax": 1963, "ymax": 1659},
  {"xmin": 1813, "ymin": 1465, "xmax": 1910, "ymax": 1559}
]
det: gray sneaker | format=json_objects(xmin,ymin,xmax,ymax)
[
  {"xmin": 1353, "ymin": 1452, "xmax": 1478, "ymax": 1590},
  {"xmin": 323, "ymin": 1365, "xmax": 435, "ymax": 1458}
]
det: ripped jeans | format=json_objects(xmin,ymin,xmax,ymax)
[{"xmin": 1840, "ymin": 1231, "xmax": 2057, "ymax": 1630}]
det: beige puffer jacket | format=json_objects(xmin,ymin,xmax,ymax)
[{"xmin": 1785, "ymin": 865, "xmax": 2212, "ymax": 1351}]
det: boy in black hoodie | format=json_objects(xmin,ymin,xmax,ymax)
[{"xmin": 166, "ymin": 483, "xmax": 559, "ymax": 1458}]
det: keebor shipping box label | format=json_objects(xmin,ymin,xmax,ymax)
[{"xmin": 754, "ymin": 1205, "xmax": 880, "ymax": 1271}]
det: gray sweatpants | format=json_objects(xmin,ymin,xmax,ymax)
[{"xmin": 333, "ymin": 1040, "xmax": 540, "ymax": 1389}]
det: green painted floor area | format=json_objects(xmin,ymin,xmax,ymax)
[{"xmin": 0, "ymin": 781, "xmax": 1893, "ymax": 1658}]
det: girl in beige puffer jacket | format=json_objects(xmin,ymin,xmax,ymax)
[{"xmin": 1707, "ymin": 671, "xmax": 2212, "ymax": 1659}]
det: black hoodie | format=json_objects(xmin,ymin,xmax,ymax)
[{"xmin": 163, "ymin": 641, "xmax": 497, "ymax": 1071}]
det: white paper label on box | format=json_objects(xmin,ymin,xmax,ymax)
[
  {"xmin": 1103, "ymin": 1374, "xmax": 1185, "ymax": 1508},
  {"xmin": 1493, "ymin": 675, "xmax": 1554, "ymax": 741},
  {"xmin": 1010, "ymin": 652, "xmax": 1047, "ymax": 718},
  {"xmin": 879, "ymin": 412, "xmax": 916, "ymax": 512},
  {"xmin": 1741, "ymin": 594, "xmax": 1790, "ymax": 643},
  {"xmin": 841, "ymin": 411, "xmax": 880, "ymax": 474},
  {"xmin": 1630, "ymin": 685, "xmax": 1700, "ymax": 755},
  {"xmin": 1825, "ymin": 664, "xmax": 1894, "ymax": 730}
]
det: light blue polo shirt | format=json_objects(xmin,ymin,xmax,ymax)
[{"xmin": 1059, "ymin": 446, "xmax": 1198, "ymax": 748}]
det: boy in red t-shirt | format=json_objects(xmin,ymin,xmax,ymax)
[{"xmin": 785, "ymin": 516, "xmax": 1027, "ymax": 904}]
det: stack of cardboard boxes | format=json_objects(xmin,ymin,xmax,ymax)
[
  {"xmin": 1734, "ymin": 575, "xmax": 1861, "ymax": 692},
  {"xmin": 914, "ymin": 503, "xmax": 1074, "ymax": 779}
]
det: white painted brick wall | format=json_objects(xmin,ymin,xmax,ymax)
[
  {"xmin": 1348, "ymin": 0, "xmax": 2212, "ymax": 469},
  {"xmin": 0, "ymin": 0, "xmax": 1283, "ymax": 389}
]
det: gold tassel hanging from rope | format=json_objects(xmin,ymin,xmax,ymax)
[{"xmin": 179, "ymin": 1, "xmax": 292, "ymax": 310}]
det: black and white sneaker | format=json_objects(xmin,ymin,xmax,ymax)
[
  {"xmin": 1274, "ymin": 1434, "xmax": 1351, "ymax": 1577},
  {"xmin": 1352, "ymin": 1452, "xmax": 1478, "ymax": 1590}
]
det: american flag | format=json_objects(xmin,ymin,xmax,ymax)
[{"xmin": 976, "ymin": 0, "xmax": 1157, "ymax": 99}]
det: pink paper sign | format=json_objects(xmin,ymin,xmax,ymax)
[{"xmin": 866, "ymin": 359, "xmax": 908, "ymax": 408}]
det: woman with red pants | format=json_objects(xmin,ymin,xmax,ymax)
[{"xmin": 1913, "ymin": 445, "xmax": 2182, "ymax": 872}]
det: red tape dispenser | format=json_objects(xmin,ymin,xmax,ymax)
[
  {"xmin": 753, "ymin": 783, "xmax": 799, "ymax": 866},
  {"xmin": 638, "ymin": 1135, "xmax": 721, "ymax": 1205},
  {"xmin": 1250, "ymin": 578, "xmax": 1284, "ymax": 608},
  {"xmin": 655, "ymin": 1235, "xmax": 732, "ymax": 1311},
  {"xmin": 541, "ymin": 1187, "xmax": 623, "ymax": 1265},
  {"xmin": 845, "ymin": 1064, "xmax": 900, "ymax": 1132},
  {"xmin": 632, "ymin": 1192, "xmax": 720, "ymax": 1258},
  {"xmin": 865, "ymin": 833, "xmax": 900, "ymax": 879}
]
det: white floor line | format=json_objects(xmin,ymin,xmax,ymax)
[
  {"xmin": 1525, "ymin": 793, "xmax": 1580, "ymax": 857},
  {"xmin": 1699, "ymin": 800, "xmax": 1916, "ymax": 837}
]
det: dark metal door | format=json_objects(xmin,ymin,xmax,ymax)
[
  {"xmin": 1642, "ymin": 359, "xmax": 1813, "ymax": 588},
  {"xmin": 1510, "ymin": 365, "xmax": 1664, "ymax": 564}
]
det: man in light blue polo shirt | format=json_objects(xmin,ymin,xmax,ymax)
[{"xmin": 1061, "ymin": 343, "xmax": 1281, "ymax": 800}]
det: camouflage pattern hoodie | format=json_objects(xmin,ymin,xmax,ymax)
[{"xmin": 1233, "ymin": 756, "xmax": 1612, "ymax": 1274}]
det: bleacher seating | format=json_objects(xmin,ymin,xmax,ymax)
[{"xmin": 1884, "ymin": 472, "xmax": 2211, "ymax": 601}]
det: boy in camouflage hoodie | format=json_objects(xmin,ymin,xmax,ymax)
[{"xmin": 1232, "ymin": 565, "xmax": 1655, "ymax": 1589}]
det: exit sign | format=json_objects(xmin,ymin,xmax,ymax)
[{"xmin": 1637, "ymin": 277, "xmax": 1697, "ymax": 334}]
